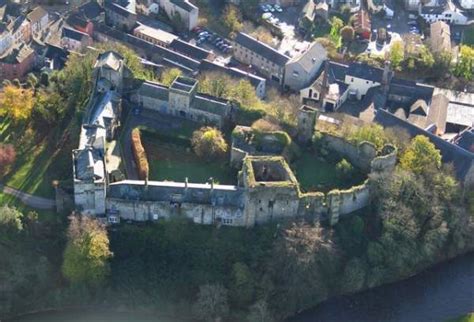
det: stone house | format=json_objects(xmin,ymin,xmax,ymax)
[
  {"xmin": 134, "ymin": 76, "xmax": 232, "ymax": 127},
  {"xmin": 429, "ymin": 21, "xmax": 451, "ymax": 54},
  {"xmin": 0, "ymin": 43, "xmax": 35, "ymax": 80},
  {"xmin": 159, "ymin": 0, "xmax": 199, "ymax": 31},
  {"xmin": 233, "ymin": 32, "xmax": 290, "ymax": 85},
  {"xmin": 61, "ymin": 27, "xmax": 93, "ymax": 51},
  {"xmin": 104, "ymin": 0, "xmax": 137, "ymax": 31},
  {"xmin": 27, "ymin": 6, "xmax": 49, "ymax": 38},
  {"xmin": 284, "ymin": 41, "xmax": 327, "ymax": 91}
]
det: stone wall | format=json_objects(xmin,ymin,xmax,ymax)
[
  {"xmin": 321, "ymin": 133, "xmax": 377, "ymax": 171},
  {"xmin": 107, "ymin": 198, "xmax": 245, "ymax": 226}
]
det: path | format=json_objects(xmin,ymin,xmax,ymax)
[{"xmin": 0, "ymin": 184, "xmax": 56, "ymax": 210}]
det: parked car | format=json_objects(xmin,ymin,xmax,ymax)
[
  {"xmin": 261, "ymin": 4, "xmax": 269, "ymax": 12},
  {"xmin": 267, "ymin": 4, "xmax": 275, "ymax": 12},
  {"xmin": 274, "ymin": 4, "xmax": 283, "ymax": 12},
  {"xmin": 408, "ymin": 21, "xmax": 417, "ymax": 26}
]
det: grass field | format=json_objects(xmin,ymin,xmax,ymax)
[
  {"xmin": 141, "ymin": 131, "xmax": 237, "ymax": 185},
  {"xmin": 0, "ymin": 116, "xmax": 77, "ymax": 198},
  {"xmin": 291, "ymin": 152, "xmax": 366, "ymax": 193}
]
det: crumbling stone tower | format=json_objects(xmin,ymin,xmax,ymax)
[
  {"xmin": 241, "ymin": 156, "xmax": 300, "ymax": 227},
  {"xmin": 297, "ymin": 105, "xmax": 319, "ymax": 144}
]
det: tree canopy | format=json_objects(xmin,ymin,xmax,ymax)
[
  {"xmin": 62, "ymin": 215, "xmax": 112, "ymax": 287},
  {"xmin": 454, "ymin": 45, "xmax": 474, "ymax": 80},
  {"xmin": 400, "ymin": 135, "xmax": 441, "ymax": 175},
  {"xmin": 0, "ymin": 85, "xmax": 34, "ymax": 122},
  {"xmin": 191, "ymin": 127, "xmax": 228, "ymax": 161}
]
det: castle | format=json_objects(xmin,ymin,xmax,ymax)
[{"xmin": 73, "ymin": 51, "xmax": 397, "ymax": 227}]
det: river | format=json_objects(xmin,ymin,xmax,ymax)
[
  {"xmin": 291, "ymin": 252, "xmax": 474, "ymax": 322},
  {"xmin": 9, "ymin": 253, "xmax": 474, "ymax": 322}
]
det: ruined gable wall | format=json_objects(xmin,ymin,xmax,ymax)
[{"xmin": 321, "ymin": 133, "xmax": 377, "ymax": 171}]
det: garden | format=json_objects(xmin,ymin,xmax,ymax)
[
  {"xmin": 140, "ymin": 129, "xmax": 237, "ymax": 185},
  {"xmin": 291, "ymin": 151, "xmax": 366, "ymax": 193}
]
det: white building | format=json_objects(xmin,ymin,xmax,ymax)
[
  {"xmin": 159, "ymin": 0, "xmax": 199, "ymax": 31},
  {"xmin": 284, "ymin": 41, "xmax": 327, "ymax": 91},
  {"xmin": 419, "ymin": 1, "xmax": 469, "ymax": 25},
  {"xmin": 459, "ymin": 0, "xmax": 474, "ymax": 9}
]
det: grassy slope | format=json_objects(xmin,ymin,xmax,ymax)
[
  {"xmin": 462, "ymin": 26, "xmax": 474, "ymax": 46},
  {"xmin": 1, "ymin": 116, "xmax": 78, "ymax": 199}
]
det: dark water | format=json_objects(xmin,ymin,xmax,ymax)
[
  {"xmin": 291, "ymin": 252, "xmax": 474, "ymax": 322},
  {"xmin": 10, "ymin": 253, "xmax": 474, "ymax": 322}
]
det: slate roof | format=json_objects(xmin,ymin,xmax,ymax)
[
  {"xmin": 347, "ymin": 62, "xmax": 384, "ymax": 83},
  {"xmin": 327, "ymin": 61, "xmax": 349, "ymax": 83},
  {"xmin": 289, "ymin": 41, "xmax": 327, "ymax": 72},
  {"xmin": 74, "ymin": 147, "xmax": 105, "ymax": 181},
  {"xmin": 138, "ymin": 81, "xmax": 169, "ymax": 101},
  {"xmin": 78, "ymin": 1, "xmax": 104, "ymax": 20},
  {"xmin": 125, "ymin": 34, "xmax": 200, "ymax": 72},
  {"xmin": 387, "ymin": 78, "xmax": 434, "ymax": 107},
  {"xmin": 104, "ymin": 1, "xmax": 134, "ymax": 17},
  {"xmin": 453, "ymin": 127, "xmax": 474, "ymax": 153},
  {"xmin": 169, "ymin": 0, "xmax": 197, "ymax": 12},
  {"xmin": 421, "ymin": 6, "xmax": 445, "ymax": 14},
  {"xmin": 193, "ymin": 94, "xmax": 229, "ymax": 116},
  {"xmin": 235, "ymin": 32, "xmax": 290, "ymax": 66},
  {"xmin": 374, "ymin": 109, "xmax": 474, "ymax": 183},
  {"xmin": 108, "ymin": 180, "xmax": 244, "ymax": 207},
  {"xmin": 62, "ymin": 26, "xmax": 89, "ymax": 41},
  {"xmin": 169, "ymin": 38, "xmax": 210, "ymax": 60},
  {"xmin": 66, "ymin": 13, "xmax": 89, "ymax": 29}
]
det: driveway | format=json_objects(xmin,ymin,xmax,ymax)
[{"xmin": 0, "ymin": 184, "xmax": 56, "ymax": 210}]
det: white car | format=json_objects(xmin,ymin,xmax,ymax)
[{"xmin": 274, "ymin": 4, "xmax": 283, "ymax": 12}]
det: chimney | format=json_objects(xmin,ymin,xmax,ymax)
[
  {"xmin": 185, "ymin": 177, "xmax": 188, "ymax": 190},
  {"xmin": 382, "ymin": 61, "xmax": 392, "ymax": 86},
  {"xmin": 210, "ymin": 177, "xmax": 214, "ymax": 193},
  {"xmin": 144, "ymin": 175, "xmax": 149, "ymax": 190},
  {"xmin": 320, "ymin": 60, "xmax": 330, "ymax": 108}
]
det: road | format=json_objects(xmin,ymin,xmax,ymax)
[{"xmin": 0, "ymin": 184, "xmax": 56, "ymax": 210}]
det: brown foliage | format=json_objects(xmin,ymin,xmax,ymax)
[
  {"xmin": 251, "ymin": 118, "xmax": 282, "ymax": 132},
  {"xmin": 131, "ymin": 128, "xmax": 149, "ymax": 180},
  {"xmin": 0, "ymin": 144, "xmax": 16, "ymax": 177}
]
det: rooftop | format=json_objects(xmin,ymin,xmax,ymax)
[
  {"xmin": 235, "ymin": 32, "xmax": 290, "ymax": 66},
  {"xmin": 347, "ymin": 62, "xmax": 384, "ymax": 83},
  {"xmin": 27, "ymin": 6, "xmax": 47, "ymax": 24},
  {"xmin": 134, "ymin": 24, "xmax": 177, "ymax": 44}
]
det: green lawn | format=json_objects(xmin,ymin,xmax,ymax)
[
  {"xmin": 462, "ymin": 26, "xmax": 474, "ymax": 46},
  {"xmin": 291, "ymin": 152, "xmax": 366, "ymax": 193},
  {"xmin": 0, "ymin": 192, "xmax": 57, "ymax": 222},
  {"xmin": 0, "ymin": 116, "xmax": 77, "ymax": 198},
  {"xmin": 141, "ymin": 131, "xmax": 237, "ymax": 185}
]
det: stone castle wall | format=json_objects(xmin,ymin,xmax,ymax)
[{"xmin": 107, "ymin": 198, "xmax": 245, "ymax": 226}]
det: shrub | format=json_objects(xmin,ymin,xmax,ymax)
[
  {"xmin": 251, "ymin": 118, "xmax": 282, "ymax": 132},
  {"xmin": 336, "ymin": 159, "xmax": 353, "ymax": 178},
  {"xmin": 191, "ymin": 127, "xmax": 228, "ymax": 161},
  {"xmin": 131, "ymin": 128, "xmax": 149, "ymax": 180}
]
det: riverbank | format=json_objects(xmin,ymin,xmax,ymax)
[
  {"xmin": 290, "ymin": 252, "xmax": 474, "ymax": 322},
  {"xmin": 7, "ymin": 252, "xmax": 473, "ymax": 322}
]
